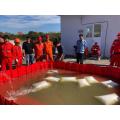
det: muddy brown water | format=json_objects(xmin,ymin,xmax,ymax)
[{"xmin": 2, "ymin": 69, "xmax": 120, "ymax": 105}]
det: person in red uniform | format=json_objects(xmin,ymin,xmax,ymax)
[
  {"xmin": 110, "ymin": 33, "xmax": 120, "ymax": 66},
  {"xmin": 34, "ymin": 36, "xmax": 44, "ymax": 62},
  {"xmin": 110, "ymin": 39, "xmax": 119, "ymax": 56},
  {"xmin": 0, "ymin": 36, "xmax": 4, "ymax": 69},
  {"xmin": 13, "ymin": 38, "xmax": 23, "ymax": 68},
  {"xmin": 110, "ymin": 39, "xmax": 118, "ymax": 66},
  {"xmin": 0, "ymin": 36, "xmax": 5, "ymax": 69},
  {"xmin": 44, "ymin": 34, "xmax": 53, "ymax": 61},
  {"xmin": 0, "ymin": 35, "xmax": 14, "ymax": 71},
  {"xmin": 91, "ymin": 42, "xmax": 101, "ymax": 60}
]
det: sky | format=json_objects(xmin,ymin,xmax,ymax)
[{"xmin": 0, "ymin": 15, "xmax": 60, "ymax": 34}]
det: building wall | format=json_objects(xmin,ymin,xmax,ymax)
[
  {"xmin": 61, "ymin": 15, "xmax": 120, "ymax": 57},
  {"xmin": 61, "ymin": 15, "xmax": 82, "ymax": 55}
]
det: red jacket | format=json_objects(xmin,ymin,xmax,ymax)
[
  {"xmin": 0, "ymin": 44, "xmax": 3, "ymax": 63},
  {"xmin": 1, "ymin": 42, "xmax": 13, "ymax": 58},
  {"xmin": 13, "ymin": 45, "xmax": 23, "ymax": 59},
  {"xmin": 91, "ymin": 45, "xmax": 100, "ymax": 52},
  {"xmin": 110, "ymin": 39, "xmax": 120, "ymax": 55},
  {"xmin": 113, "ymin": 43, "xmax": 120, "ymax": 53}
]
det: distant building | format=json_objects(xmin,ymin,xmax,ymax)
[{"xmin": 61, "ymin": 15, "xmax": 120, "ymax": 58}]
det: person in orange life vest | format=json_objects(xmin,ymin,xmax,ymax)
[
  {"xmin": 44, "ymin": 34, "xmax": 53, "ymax": 61},
  {"xmin": 34, "ymin": 36, "xmax": 44, "ymax": 62},
  {"xmin": 91, "ymin": 42, "xmax": 101, "ymax": 60},
  {"xmin": 0, "ymin": 35, "xmax": 14, "ymax": 71},
  {"xmin": 13, "ymin": 38, "xmax": 23, "ymax": 68}
]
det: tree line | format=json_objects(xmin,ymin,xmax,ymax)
[{"xmin": 0, "ymin": 31, "xmax": 61, "ymax": 43}]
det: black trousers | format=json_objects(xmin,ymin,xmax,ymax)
[{"xmin": 76, "ymin": 53, "xmax": 84, "ymax": 64}]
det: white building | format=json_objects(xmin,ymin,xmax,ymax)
[{"xmin": 61, "ymin": 15, "xmax": 120, "ymax": 58}]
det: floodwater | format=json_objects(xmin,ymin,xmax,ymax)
[{"xmin": 3, "ymin": 69, "xmax": 120, "ymax": 105}]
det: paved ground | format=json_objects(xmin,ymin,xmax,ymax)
[
  {"xmin": 22, "ymin": 56, "xmax": 110, "ymax": 66},
  {"xmin": 63, "ymin": 58, "xmax": 110, "ymax": 66}
]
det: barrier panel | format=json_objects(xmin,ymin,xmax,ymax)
[
  {"xmin": 0, "ymin": 95, "xmax": 17, "ymax": 105},
  {"xmin": 0, "ymin": 61, "xmax": 120, "ymax": 104}
]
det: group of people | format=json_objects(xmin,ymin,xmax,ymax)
[
  {"xmin": 76, "ymin": 32, "xmax": 120, "ymax": 67},
  {"xmin": 0, "ymin": 34, "xmax": 64, "ymax": 71},
  {"xmin": 110, "ymin": 32, "xmax": 120, "ymax": 67},
  {"xmin": 1, "ymin": 32, "xmax": 119, "ymax": 71}
]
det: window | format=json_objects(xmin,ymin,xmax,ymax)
[
  {"xmin": 94, "ymin": 24, "xmax": 101, "ymax": 37},
  {"xmin": 85, "ymin": 25, "xmax": 93, "ymax": 38}
]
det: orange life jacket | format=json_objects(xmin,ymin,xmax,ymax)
[
  {"xmin": 44, "ymin": 40, "xmax": 53, "ymax": 54},
  {"xmin": 34, "ymin": 43, "xmax": 44, "ymax": 57},
  {"xmin": 13, "ymin": 45, "xmax": 22, "ymax": 59}
]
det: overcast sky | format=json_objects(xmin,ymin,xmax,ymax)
[{"xmin": 0, "ymin": 15, "xmax": 60, "ymax": 33}]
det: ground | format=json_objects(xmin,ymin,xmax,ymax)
[{"xmin": 64, "ymin": 58, "xmax": 110, "ymax": 66}]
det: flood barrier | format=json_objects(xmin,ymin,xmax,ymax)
[{"xmin": 0, "ymin": 61, "xmax": 120, "ymax": 104}]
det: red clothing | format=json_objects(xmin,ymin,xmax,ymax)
[
  {"xmin": 84, "ymin": 47, "xmax": 89, "ymax": 58},
  {"xmin": 1, "ymin": 58, "xmax": 13, "ymax": 71},
  {"xmin": 110, "ymin": 39, "xmax": 120, "ymax": 66},
  {"xmin": 118, "ymin": 54, "xmax": 120, "ymax": 67},
  {"xmin": 110, "ymin": 54, "xmax": 115, "ymax": 66},
  {"xmin": 112, "ymin": 39, "xmax": 119, "ymax": 46},
  {"xmin": 110, "ymin": 39, "xmax": 120, "ymax": 55},
  {"xmin": 110, "ymin": 45, "xmax": 115, "ymax": 56},
  {"xmin": 0, "ymin": 42, "xmax": 14, "ymax": 71},
  {"xmin": 0, "ymin": 44, "xmax": 2, "ymax": 64},
  {"xmin": 34, "ymin": 43, "xmax": 44, "ymax": 61},
  {"xmin": 13, "ymin": 45, "xmax": 22, "ymax": 59},
  {"xmin": 1, "ymin": 42, "xmax": 13, "ymax": 58},
  {"xmin": 91, "ymin": 44, "xmax": 101, "ymax": 56},
  {"xmin": 13, "ymin": 45, "xmax": 23, "ymax": 67}
]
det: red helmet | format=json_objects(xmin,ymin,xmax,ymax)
[
  {"xmin": 37, "ymin": 36, "xmax": 42, "ymax": 41},
  {"xmin": 46, "ymin": 34, "xmax": 49, "ymax": 39},
  {"xmin": 14, "ymin": 38, "xmax": 20, "ymax": 43}
]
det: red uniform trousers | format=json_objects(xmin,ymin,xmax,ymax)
[
  {"xmin": 1, "ymin": 57, "xmax": 13, "ymax": 71},
  {"xmin": 1, "ymin": 42, "xmax": 13, "ymax": 71}
]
